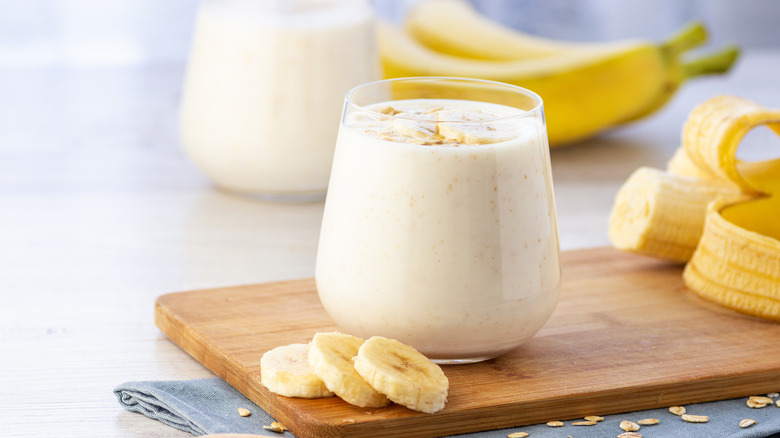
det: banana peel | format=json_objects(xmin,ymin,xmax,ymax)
[
  {"xmin": 685, "ymin": 198, "xmax": 780, "ymax": 322},
  {"xmin": 610, "ymin": 95, "xmax": 780, "ymax": 321},
  {"xmin": 682, "ymin": 97, "xmax": 780, "ymax": 321}
]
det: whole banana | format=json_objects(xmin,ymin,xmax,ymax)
[
  {"xmin": 386, "ymin": 0, "xmax": 739, "ymax": 146},
  {"xmin": 379, "ymin": 22, "xmax": 673, "ymax": 146},
  {"xmin": 405, "ymin": 0, "xmax": 589, "ymax": 60}
]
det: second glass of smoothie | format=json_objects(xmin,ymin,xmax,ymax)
[
  {"xmin": 179, "ymin": 0, "xmax": 378, "ymax": 201},
  {"xmin": 316, "ymin": 77, "xmax": 561, "ymax": 363}
]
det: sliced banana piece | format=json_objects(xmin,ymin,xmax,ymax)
[
  {"xmin": 436, "ymin": 109, "xmax": 515, "ymax": 145},
  {"xmin": 608, "ymin": 166, "xmax": 747, "ymax": 263},
  {"xmin": 390, "ymin": 117, "xmax": 439, "ymax": 142},
  {"xmin": 308, "ymin": 332, "xmax": 391, "ymax": 408},
  {"xmin": 260, "ymin": 343, "xmax": 335, "ymax": 398},
  {"xmin": 354, "ymin": 336, "xmax": 449, "ymax": 414}
]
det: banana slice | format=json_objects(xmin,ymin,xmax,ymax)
[
  {"xmin": 308, "ymin": 332, "xmax": 391, "ymax": 408},
  {"xmin": 354, "ymin": 336, "xmax": 449, "ymax": 414},
  {"xmin": 436, "ymin": 109, "xmax": 515, "ymax": 145},
  {"xmin": 390, "ymin": 117, "xmax": 439, "ymax": 142},
  {"xmin": 260, "ymin": 343, "xmax": 335, "ymax": 398}
]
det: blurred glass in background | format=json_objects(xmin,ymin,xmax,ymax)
[{"xmin": 0, "ymin": 0, "xmax": 777, "ymax": 68}]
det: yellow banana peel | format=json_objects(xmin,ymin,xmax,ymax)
[
  {"xmin": 610, "ymin": 95, "xmax": 780, "ymax": 321},
  {"xmin": 683, "ymin": 96, "xmax": 780, "ymax": 195}
]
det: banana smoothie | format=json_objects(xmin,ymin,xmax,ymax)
[
  {"xmin": 180, "ymin": 0, "xmax": 378, "ymax": 199},
  {"xmin": 316, "ymin": 93, "xmax": 561, "ymax": 362}
]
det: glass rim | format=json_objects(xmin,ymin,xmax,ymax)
[{"xmin": 344, "ymin": 76, "xmax": 544, "ymax": 124}]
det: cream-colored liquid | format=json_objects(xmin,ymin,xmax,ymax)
[
  {"xmin": 180, "ymin": 0, "xmax": 378, "ymax": 198},
  {"xmin": 316, "ymin": 99, "xmax": 561, "ymax": 360}
]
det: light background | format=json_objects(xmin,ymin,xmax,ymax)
[{"xmin": 0, "ymin": 0, "xmax": 777, "ymax": 68}]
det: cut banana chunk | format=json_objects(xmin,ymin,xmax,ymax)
[
  {"xmin": 608, "ymin": 166, "xmax": 746, "ymax": 263},
  {"xmin": 354, "ymin": 336, "xmax": 449, "ymax": 414},
  {"xmin": 308, "ymin": 332, "xmax": 390, "ymax": 408},
  {"xmin": 260, "ymin": 343, "xmax": 335, "ymax": 399}
]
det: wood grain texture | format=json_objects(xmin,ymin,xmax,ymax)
[
  {"xmin": 1, "ymin": 49, "xmax": 778, "ymax": 438},
  {"xmin": 155, "ymin": 247, "xmax": 780, "ymax": 438}
]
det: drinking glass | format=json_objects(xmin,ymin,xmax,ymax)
[
  {"xmin": 316, "ymin": 77, "xmax": 561, "ymax": 363},
  {"xmin": 179, "ymin": 0, "xmax": 377, "ymax": 201}
]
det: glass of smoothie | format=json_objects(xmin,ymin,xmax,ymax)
[
  {"xmin": 316, "ymin": 77, "xmax": 561, "ymax": 363},
  {"xmin": 179, "ymin": 0, "xmax": 378, "ymax": 201}
]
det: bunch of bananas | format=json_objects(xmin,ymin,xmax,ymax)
[
  {"xmin": 376, "ymin": 0, "xmax": 739, "ymax": 146},
  {"xmin": 609, "ymin": 96, "xmax": 780, "ymax": 321}
]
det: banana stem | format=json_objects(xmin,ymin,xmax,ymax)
[
  {"xmin": 682, "ymin": 46, "xmax": 740, "ymax": 78},
  {"xmin": 662, "ymin": 21, "xmax": 708, "ymax": 56}
]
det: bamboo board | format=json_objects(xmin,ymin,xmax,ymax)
[{"xmin": 155, "ymin": 247, "xmax": 780, "ymax": 437}]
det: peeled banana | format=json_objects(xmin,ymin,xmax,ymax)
[
  {"xmin": 608, "ymin": 166, "xmax": 746, "ymax": 263},
  {"xmin": 380, "ymin": 1, "xmax": 739, "ymax": 146},
  {"xmin": 683, "ymin": 95, "xmax": 780, "ymax": 194},
  {"xmin": 610, "ymin": 95, "xmax": 780, "ymax": 321},
  {"xmin": 260, "ymin": 343, "xmax": 335, "ymax": 398}
]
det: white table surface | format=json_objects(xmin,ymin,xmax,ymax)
[{"xmin": 0, "ymin": 49, "xmax": 778, "ymax": 437}]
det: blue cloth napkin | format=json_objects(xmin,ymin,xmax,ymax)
[
  {"xmin": 115, "ymin": 378, "xmax": 280, "ymax": 436},
  {"xmin": 115, "ymin": 378, "xmax": 780, "ymax": 437}
]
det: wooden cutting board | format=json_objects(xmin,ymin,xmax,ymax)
[{"xmin": 155, "ymin": 247, "xmax": 780, "ymax": 438}]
